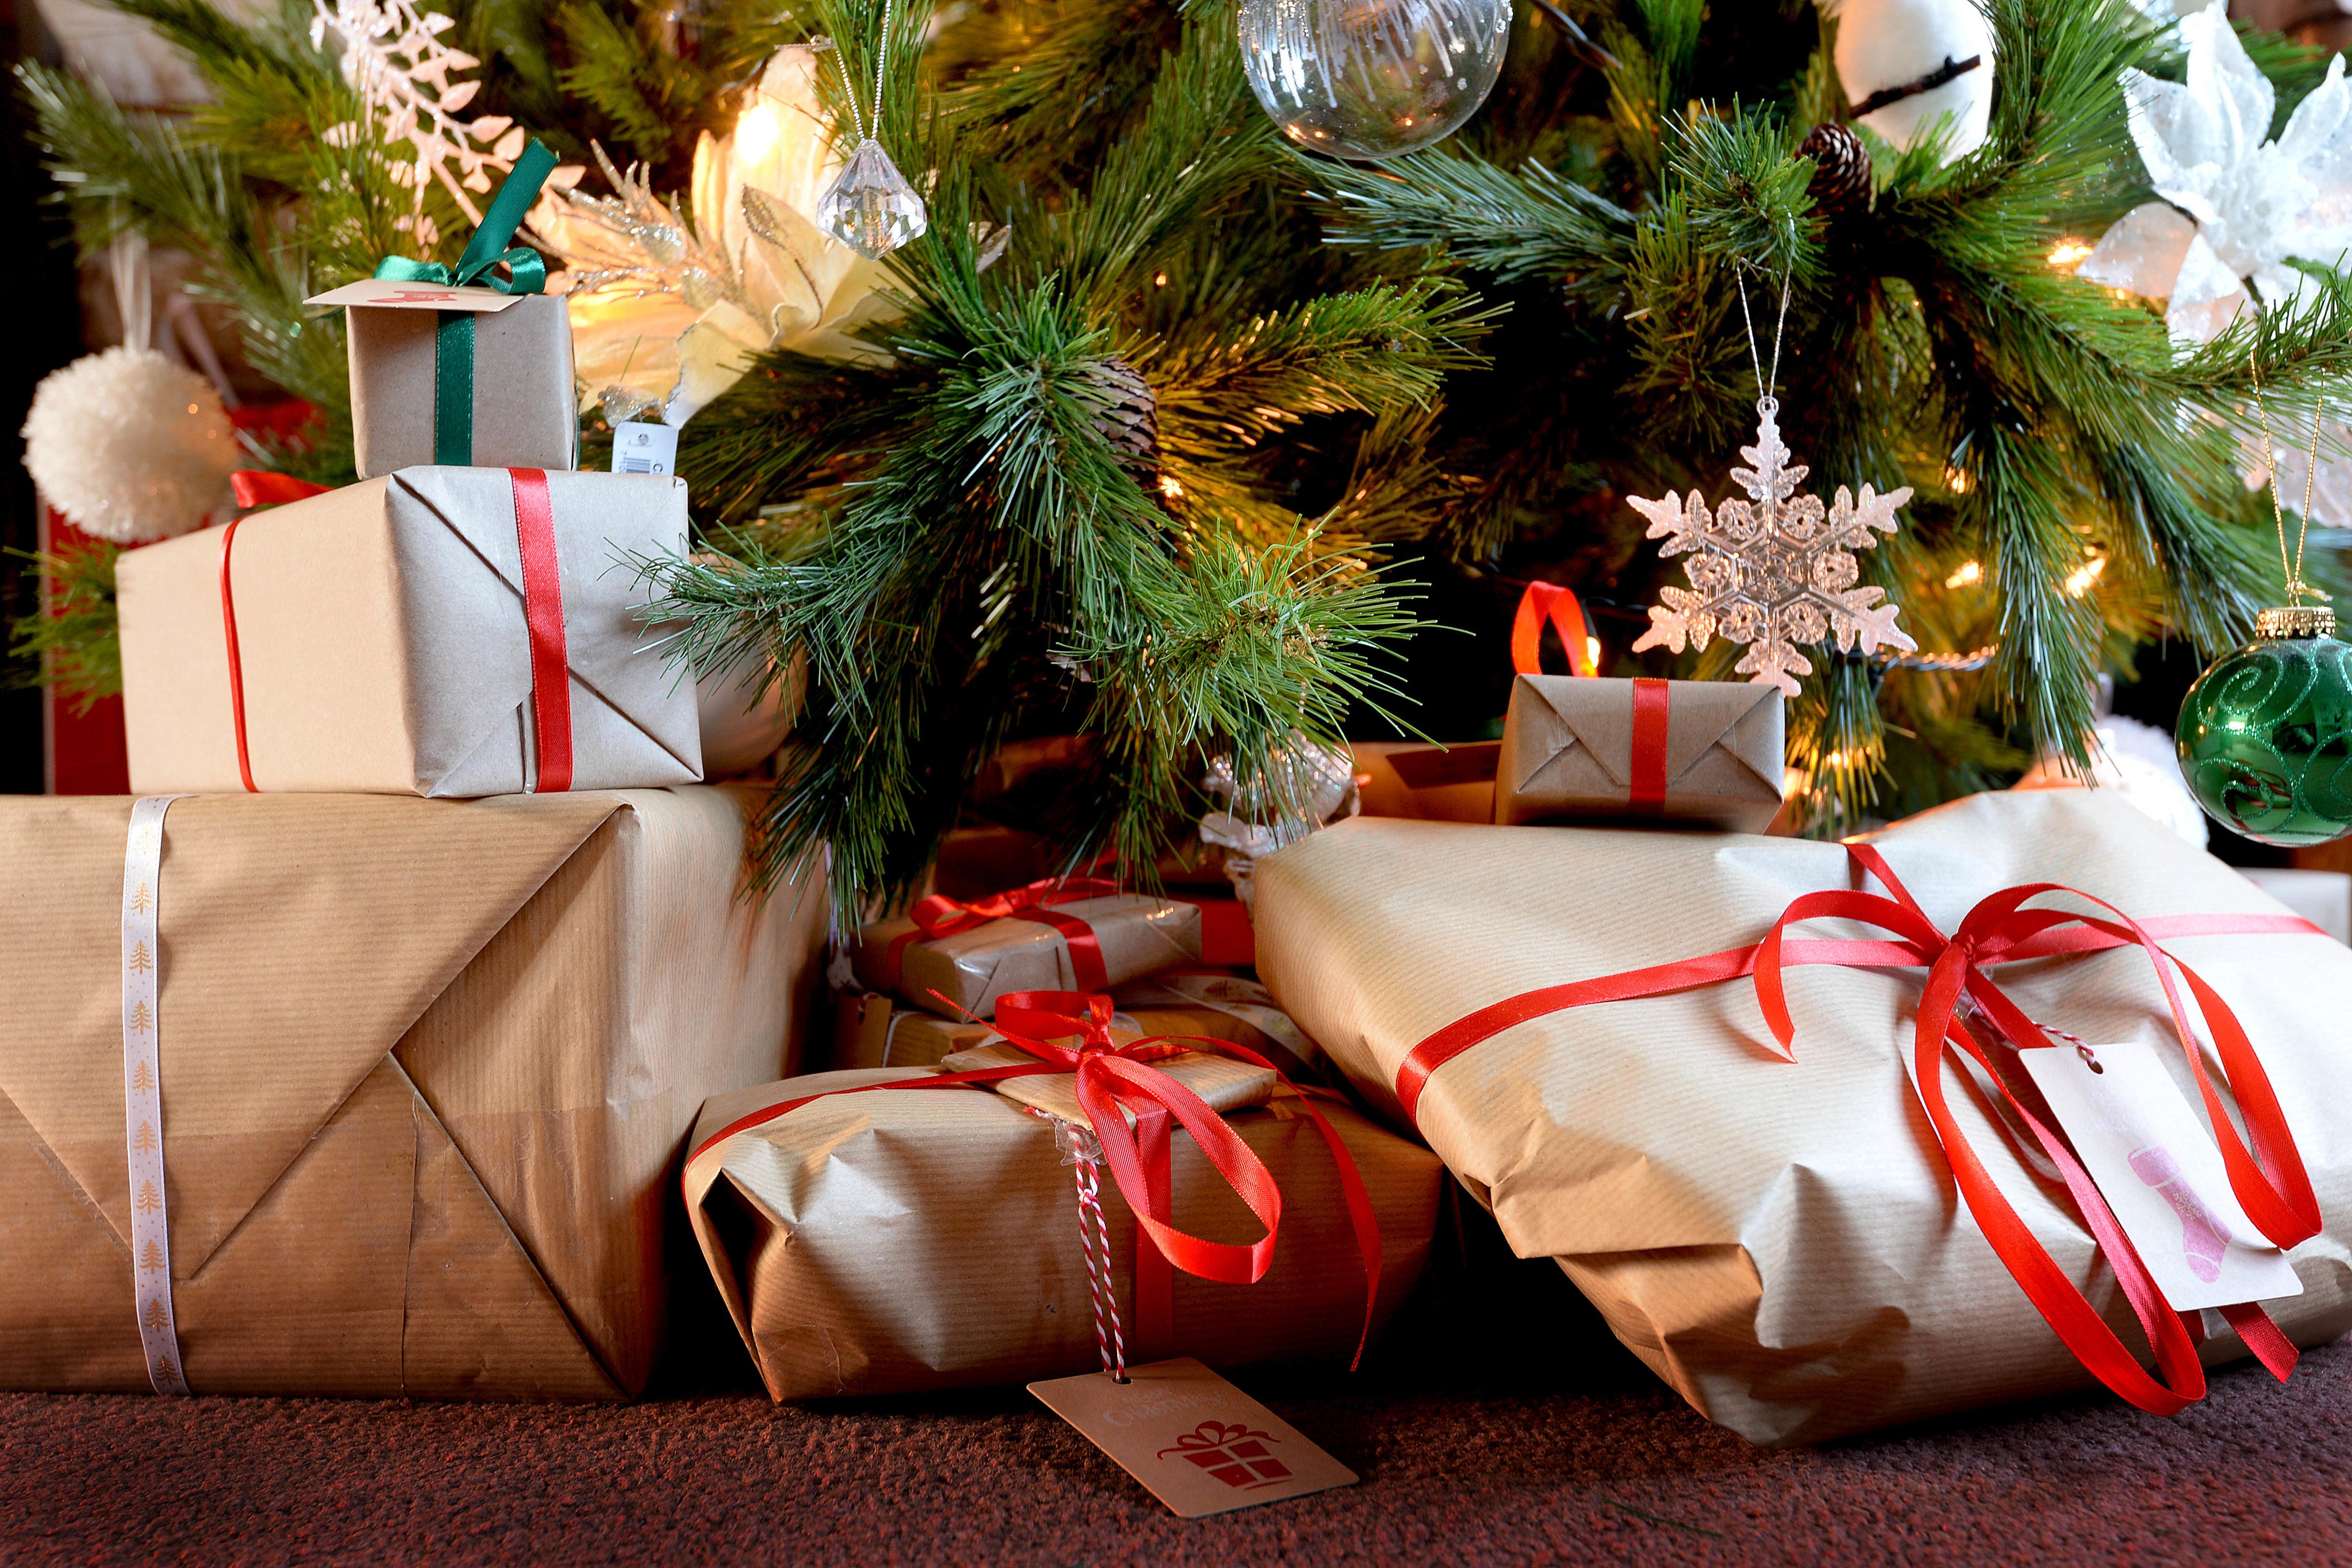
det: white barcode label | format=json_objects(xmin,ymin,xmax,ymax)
[{"xmin": 613, "ymin": 421, "xmax": 679, "ymax": 475}]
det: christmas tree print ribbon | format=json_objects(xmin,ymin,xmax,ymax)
[
  {"xmin": 1395, "ymin": 844, "xmax": 2326, "ymax": 1416},
  {"xmin": 686, "ymin": 989, "xmax": 1386, "ymax": 1368},
  {"xmin": 372, "ymin": 139, "xmax": 558, "ymax": 467},
  {"xmin": 884, "ymin": 876, "xmax": 1121, "ymax": 991},
  {"xmin": 122, "ymin": 794, "xmax": 193, "ymax": 1396}
]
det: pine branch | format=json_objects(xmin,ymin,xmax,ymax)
[{"xmin": 5, "ymin": 543, "xmax": 122, "ymax": 709}]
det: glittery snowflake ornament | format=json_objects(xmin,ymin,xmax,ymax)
[
  {"xmin": 1629, "ymin": 397, "xmax": 1916, "ymax": 695},
  {"xmin": 816, "ymin": 137, "xmax": 927, "ymax": 259}
]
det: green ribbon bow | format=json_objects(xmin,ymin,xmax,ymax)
[{"xmin": 372, "ymin": 139, "xmax": 560, "ymax": 466}]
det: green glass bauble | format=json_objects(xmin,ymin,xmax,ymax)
[{"xmin": 2175, "ymin": 622, "xmax": 2352, "ymax": 847}]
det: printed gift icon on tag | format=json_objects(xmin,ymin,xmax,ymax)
[{"xmin": 1158, "ymin": 1422, "xmax": 1292, "ymax": 1490}]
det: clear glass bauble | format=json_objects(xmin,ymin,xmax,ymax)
[
  {"xmin": 816, "ymin": 138, "xmax": 928, "ymax": 260},
  {"xmin": 2175, "ymin": 630, "xmax": 2352, "ymax": 846},
  {"xmin": 1238, "ymin": 0, "xmax": 1511, "ymax": 161}
]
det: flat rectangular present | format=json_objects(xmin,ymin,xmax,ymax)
[
  {"xmin": 0, "ymin": 787, "xmax": 828, "ymax": 1399},
  {"xmin": 1352, "ymin": 740, "xmax": 1497, "ymax": 823},
  {"xmin": 832, "ymin": 976, "xmax": 1324, "ymax": 1079},
  {"xmin": 343, "ymin": 291, "xmax": 579, "ymax": 478},
  {"xmin": 853, "ymin": 893, "xmax": 1201, "ymax": 1018},
  {"xmin": 683, "ymin": 1055, "xmax": 1442, "ymax": 1399},
  {"xmin": 118, "ymin": 468, "xmax": 701, "ymax": 797},
  {"xmin": 1253, "ymin": 790, "xmax": 2352, "ymax": 1444},
  {"xmin": 1494, "ymin": 674, "xmax": 1783, "ymax": 830}
]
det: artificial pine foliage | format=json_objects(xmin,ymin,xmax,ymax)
[{"xmin": 14, "ymin": 0, "xmax": 2352, "ymax": 903}]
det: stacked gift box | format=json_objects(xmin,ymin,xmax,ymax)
[{"xmin": 0, "ymin": 147, "xmax": 831, "ymax": 1400}]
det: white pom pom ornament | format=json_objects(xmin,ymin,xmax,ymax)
[{"xmin": 21, "ymin": 343, "xmax": 238, "ymax": 544}]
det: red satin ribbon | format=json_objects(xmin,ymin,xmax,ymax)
[
  {"xmin": 1395, "ymin": 850, "xmax": 2327, "ymax": 1413},
  {"xmin": 686, "ymin": 988, "xmax": 1387, "ymax": 1368},
  {"xmin": 506, "ymin": 469, "xmax": 573, "ymax": 793},
  {"xmin": 1628, "ymin": 678, "xmax": 1670, "ymax": 810},
  {"xmin": 217, "ymin": 519, "xmax": 257, "ymax": 793},
  {"xmin": 1511, "ymin": 583, "xmax": 1597, "ymax": 678},
  {"xmin": 229, "ymin": 471, "xmax": 331, "ymax": 509},
  {"xmin": 886, "ymin": 877, "xmax": 1119, "ymax": 992}
]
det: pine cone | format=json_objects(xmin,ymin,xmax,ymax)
[
  {"xmin": 1798, "ymin": 122, "xmax": 1873, "ymax": 218},
  {"xmin": 1082, "ymin": 355, "xmax": 1164, "ymax": 499}
]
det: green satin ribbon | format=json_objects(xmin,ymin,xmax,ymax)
[{"xmin": 372, "ymin": 139, "xmax": 560, "ymax": 466}]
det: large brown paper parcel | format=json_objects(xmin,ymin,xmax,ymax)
[
  {"xmin": 0, "ymin": 787, "xmax": 828, "ymax": 1399},
  {"xmin": 852, "ymin": 894, "xmax": 1202, "ymax": 1017},
  {"xmin": 347, "ymin": 294, "xmax": 579, "ymax": 478},
  {"xmin": 118, "ymin": 468, "xmax": 702, "ymax": 797},
  {"xmin": 683, "ymin": 1053, "xmax": 1443, "ymax": 1399},
  {"xmin": 1251, "ymin": 789, "xmax": 2352, "ymax": 1444},
  {"xmin": 1494, "ymin": 674, "xmax": 1784, "ymax": 830}
]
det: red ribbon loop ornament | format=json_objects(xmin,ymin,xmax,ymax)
[
  {"xmin": 1511, "ymin": 582, "xmax": 1598, "ymax": 678},
  {"xmin": 1395, "ymin": 845, "xmax": 2328, "ymax": 1413}
]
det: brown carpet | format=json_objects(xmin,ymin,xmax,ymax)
[{"xmin": 3, "ymin": 1231, "xmax": 2347, "ymax": 1568}]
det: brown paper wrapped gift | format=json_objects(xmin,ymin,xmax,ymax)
[
  {"xmin": 0, "ymin": 787, "xmax": 828, "ymax": 1399},
  {"xmin": 852, "ymin": 887, "xmax": 1201, "ymax": 1017},
  {"xmin": 683, "ymin": 1041, "xmax": 1441, "ymax": 1399},
  {"xmin": 118, "ymin": 468, "xmax": 701, "ymax": 796},
  {"xmin": 347, "ymin": 293, "xmax": 578, "ymax": 478},
  {"xmin": 1494, "ymin": 674, "xmax": 1783, "ymax": 829},
  {"xmin": 833, "ymin": 975, "xmax": 1325, "ymax": 1079},
  {"xmin": 1253, "ymin": 790, "xmax": 2352, "ymax": 1444}
]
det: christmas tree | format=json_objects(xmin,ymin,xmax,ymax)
[{"xmin": 18, "ymin": 0, "xmax": 2352, "ymax": 906}]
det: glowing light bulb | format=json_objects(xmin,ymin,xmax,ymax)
[
  {"xmin": 1944, "ymin": 559, "xmax": 1983, "ymax": 589},
  {"xmin": 2065, "ymin": 555, "xmax": 2108, "ymax": 598},
  {"xmin": 1584, "ymin": 637, "xmax": 1601, "ymax": 669},
  {"xmin": 735, "ymin": 102, "xmax": 781, "ymax": 170},
  {"xmin": 2049, "ymin": 239, "xmax": 2092, "ymax": 268}
]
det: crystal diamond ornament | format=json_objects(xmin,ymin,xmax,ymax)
[{"xmin": 816, "ymin": 137, "xmax": 927, "ymax": 260}]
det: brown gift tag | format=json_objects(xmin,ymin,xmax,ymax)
[{"xmin": 1029, "ymin": 1357, "xmax": 1357, "ymax": 1517}]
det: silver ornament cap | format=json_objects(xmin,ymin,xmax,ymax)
[{"xmin": 817, "ymin": 138, "xmax": 928, "ymax": 260}]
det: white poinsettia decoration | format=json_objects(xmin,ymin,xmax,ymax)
[
  {"xmin": 527, "ymin": 45, "xmax": 998, "ymax": 428},
  {"xmin": 2080, "ymin": 0, "xmax": 2352, "ymax": 344}
]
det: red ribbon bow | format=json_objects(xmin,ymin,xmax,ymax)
[
  {"xmin": 1397, "ymin": 845, "xmax": 2326, "ymax": 1414},
  {"xmin": 688, "ymin": 988, "xmax": 1386, "ymax": 1367},
  {"xmin": 887, "ymin": 877, "xmax": 1121, "ymax": 992}
]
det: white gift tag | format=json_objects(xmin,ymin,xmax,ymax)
[
  {"xmin": 2017, "ymin": 1039, "xmax": 2303, "ymax": 1312},
  {"xmin": 304, "ymin": 279, "xmax": 529, "ymax": 312},
  {"xmin": 612, "ymin": 422, "xmax": 680, "ymax": 475}
]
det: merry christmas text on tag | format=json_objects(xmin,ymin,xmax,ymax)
[
  {"xmin": 2018, "ymin": 1038, "xmax": 2303, "ymax": 1313},
  {"xmin": 1028, "ymin": 1357, "xmax": 1357, "ymax": 1519}
]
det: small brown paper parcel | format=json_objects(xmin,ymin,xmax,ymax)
[
  {"xmin": 1494, "ymin": 673, "xmax": 1783, "ymax": 830},
  {"xmin": 832, "ymin": 974, "xmax": 1325, "ymax": 1080},
  {"xmin": 682, "ymin": 1046, "xmax": 1443, "ymax": 1400},
  {"xmin": 118, "ymin": 468, "xmax": 702, "ymax": 797},
  {"xmin": 852, "ymin": 893, "xmax": 1202, "ymax": 1018},
  {"xmin": 0, "ymin": 787, "xmax": 829, "ymax": 1399},
  {"xmin": 341, "ymin": 290, "xmax": 579, "ymax": 479},
  {"xmin": 1253, "ymin": 789, "xmax": 2352, "ymax": 1445}
]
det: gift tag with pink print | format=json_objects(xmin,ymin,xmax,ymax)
[
  {"xmin": 1029, "ymin": 1358, "xmax": 1357, "ymax": 1517},
  {"xmin": 2018, "ymin": 1038, "xmax": 2303, "ymax": 1312}
]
